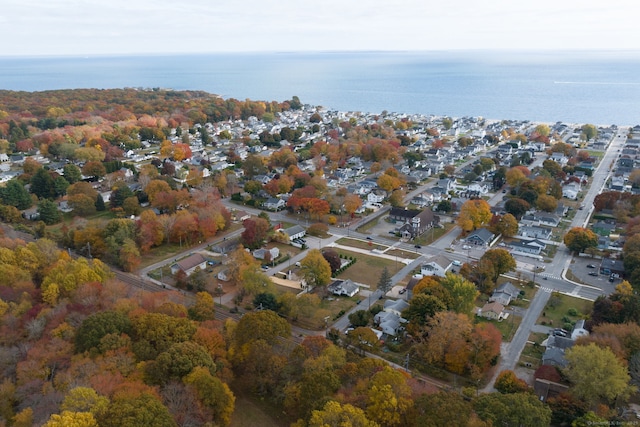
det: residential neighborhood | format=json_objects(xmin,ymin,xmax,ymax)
[{"xmin": 1, "ymin": 89, "xmax": 640, "ymax": 425}]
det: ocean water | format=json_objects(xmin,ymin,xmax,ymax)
[{"xmin": 1, "ymin": 50, "xmax": 639, "ymax": 125}]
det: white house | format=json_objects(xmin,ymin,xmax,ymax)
[
  {"xmin": 263, "ymin": 198, "xmax": 286, "ymax": 211},
  {"xmin": 170, "ymin": 253, "xmax": 207, "ymax": 276},
  {"xmin": 420, "ymin": 255, "xmax": 453, "ymax": 277},
  {"xmin": 217, "ymin": 269, "xmax": 230, "ymax": 282},
  {"xmin": 327, "ymin": 279, "xmax": 360, "ymax": 297},
  {"xmin": 253, "ymin": 247, "xmax": 280, "ymax": 261},
  {"xmin": 489, "ymin": 282, "xmax": 520, "ymax": 306},
  {"xmin": 279, "ymin": 225, "xmax": 306, "ymax": 241},
  {"xmin": 367, "ymin": 192, "xmax": 385, "ymax": 204},
  {"xmin": 562, "ymin": 182, "xmax": 581, "ymax": 200}
]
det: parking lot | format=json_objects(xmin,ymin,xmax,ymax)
[{"xmin": 570, "ymin": 256, "xmax": 619, "ymax": 294}]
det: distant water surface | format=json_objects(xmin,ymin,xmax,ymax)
[{"xmin": 1, "ymin": 50, "xmax": 639, "ymax": 125}]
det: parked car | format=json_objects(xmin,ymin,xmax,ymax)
[
  {"xmin": 587, "ymin": 264, "xmax": 596, "ymax": 268},
  {"xmin": 399, "ymin": 288, "xmax": 407, "ymax": 294},
  {"xmin": 414, "ymin": 245, "xmax": 422, "ymax": 249},
  {"xmin": 366, "ymin": 237, "xmax": 372, "ymax": 240},
  {"xmin": 452, "ymin": 260, "xmax": 462, "ymax": 266},
  {"xmin": 588, "ymin": 272, "xmax": 598, "ymax": 276}
]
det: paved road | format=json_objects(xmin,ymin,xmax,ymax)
[{"xmin": 483, "ymin": 129, "xmax": 627, "ymax": 390}]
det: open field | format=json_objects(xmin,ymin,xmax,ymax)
[
  {"xmin": 475, "ymin": 314, "xmax": 522, "ymax": 342},
  {"xmin": 336, "ymin": 237, "xmax": 389, "ymax": 251},
  {"xmin": 333, "ymin": 248, "xmax": 398, "ymax": 287}
]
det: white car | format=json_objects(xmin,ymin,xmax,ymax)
[{"xmin": 452, "ymin": 260, "xmax": 462, "ymax": 266}]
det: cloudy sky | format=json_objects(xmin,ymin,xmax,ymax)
[{"xmin": 1, "ymin": 0, "xmax": 638, "ymax": 56}]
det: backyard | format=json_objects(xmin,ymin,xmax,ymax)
[{"xmin": 537, "ymin": 293, "xmax": 593, "ymax": 331}]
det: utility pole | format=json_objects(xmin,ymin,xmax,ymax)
[{"xmin": 404, "ymin": 353, "xmax": 410, "ymax": 372}]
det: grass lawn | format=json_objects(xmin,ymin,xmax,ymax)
[
  {"xmin": 333, "ymin": 248, "xmax": 398, "ymax": 287},
  {"xmin": 537, "ymin": 293, "xmax": 593, "ymax": 330},
  {"xmin": 519, "ymin": 332, "xmax": 548, "ymax": 369},
  {"xmin": 475, "ymin": 314, "xmax": 522, "ymax": 342},
  {"xmin": 265, "ymin": 242, "xmax": 303, "ymax": 257},
  {"xmin": 337, "ymin": 237, "xmax": 389, "ymax": 251},
  {"xmin": 386, "ymin": 248, "xmax": 419, "ymax": 260},
  {"xmin": 413, "ymin": 223, "xmax": 455, "ymax": 246},
  {"xmin": 356, "ymin": 217, "xmax": 379, "ymax": 234}
]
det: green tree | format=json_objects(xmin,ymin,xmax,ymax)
[
  {"xmin": 473, "ymin": 392, "xmax": 552, "ymax": 427},
  {"xmin": 75, "ymin": 311, "xmax": 132, "ymax": 354},
  {"xmin": 63, "ymin": 163, "xmax": 82, "ymax": 184},
  {"xmin": 504, "ymin": 198, "xmax": 530, "ymax": 220},
  {"xmin": 37, "ymin": 199, "xmax": 61, "ymax": 224},
  {"xmin": 439, "ymin": 272, "xmax": 479, "ymax": 315},
  {"xmin": 146, "ymin": 341, "xmax": 215, "ymax": 384},
  {"xmin": 413, "ymin": 391, "xmax": 472, "ymax": 427},
  {"xmin": 402, "ymin": 294, "xmax": 446, "ymax": 328},
  {"xmin": 96, "ymin": 392, "xmax": 177, "ymax": 427},
  {"xmin": 377, "ymin": 267, "xmax": 392, "ymax": 294},
  {"xmin": 30, "ymin": 168, "xmax": 56, "ymax": 199},
  {"xmin": 0, "ymin": 179, "xmax": 33, "ymax": 209},
  {"xmin": 300, "ymin": 249, "xmax": 332, "ymax": 291},
  {"xmin": 564, "ymin": 343, "xmax": 635, "ymax": 407},
  {"xmin": 564, "ymin": 227, "xmax": 598, "ymax": 255},
  {"xmin": 581, "ymin": 124, "xmax": 598, "ymax": 141},
  {"xmin": 349, "ymin": 310, "xmax": 373, "ymax": 327}
]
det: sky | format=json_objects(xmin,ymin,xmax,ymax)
[{"xmin": 1, "ymin": 0, "xmax": 639, "ymax": 56}]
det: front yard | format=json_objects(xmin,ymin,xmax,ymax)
[
  {"xmin": 332, "ymin": 248, "xmax": 399, "ymax": 287},
  {"xmin": 537, "ymin": 293, "xmax": 593, "ymax": 331}
]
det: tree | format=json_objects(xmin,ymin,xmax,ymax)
[
  {"xmin": 183, "ymin": 367, "xmax": 235, "ymax": 427},
  {"xmin": 581, "ymin": 124, "xmax": 598, "ymax": 141},
  {"xmin": 344, "ymin": 193, "xmax": 362, "ymax": 215},
  {"xmin": 473, "ymin": 392, "xmax": 551, "ymax": 427},
  {"xmin": 489, "ymin": 213, "xmax": 518, "ymax": 237},
  {"xmin": 480, "ymin": 249, "xmax": 516, "ymax": 283},
  {"xmin": 564, "ymin": 227, "xmax": 598, "ymax": 255},
  {"xmin": 494, "ymin": 370, "xmax": 529, "ymax": 394},
  {"xmin": 377, "ymin": 267, "xmax": 392, "ymax": 294},
  {"xmin": 377, "ymin": 173, "xmax": 401, "ymax": 192},
  {"xmin": 242, "ymin": 154, "xmax": 266, "ymax": 178},
  {"xmin": 504, "ymin": 198, "xmax": 530, "ymax": 220},
  {"xmin": 413, "ymin": 391, "xmax": 472, "ymax": 427},
  {"xmin": 96, "ymin": 392, "xmax": 176, "ymax": 427},
  {"xmin": 322, "ymin": 249, "xmax": 342, "ymax": 274},
  {"xmin": 240, "ymin": 218, "xmax": 269, "ymax": 250},
  {"xmin": 0, "ymin": 179, "xmax": 33, "ymax": 209},
  {"xmin": 30, "ymin": 168, "xmax": 56, "ymax": 199},
  {"xmin": 439, "ymin": 272, "xmax": 479, "ymax": 315},
  {"xmin": 42, "ymin": 411, "xmax": 98, "ymax": 427},
  {"xmin": 457, "ymin": 199, "xmax": 492, "ymax": 232},
  {"xmin": 308, "ymin": 401, "xmax": 378, "ymax": 427},
  {"xmin": 564, "ymin": 343, "xmax": 635, "ymax": 407},
  {"xmin": 188, "ymin": 292, "xmax": 216, "ymax": 321},
  {"xmin": 75, "ymin": 310, "xmax": 132, "ymax": 354},
  {"xmin": 536, "ymin": 193, "xmax": 558, "ymax": 212},
  {"xmin": 418, "ymin": 311, "xmax": 472, "ymax": 374},
  {"xmin": 63, "ymin": 163, "xmax": 82, "ymax": 184},
  {"xmin": 348, "ymin": 310, "xmax": 373, "ymax": 327},
  {"xmin": 82, "ymin": 161, "xmax": 106, "ymax": 180},
  {"xmin": 301, "ymin": 249, "xmax": 332, "ymax": 290},
  {"xmin": 146, "ymin": 341, "xmax": 215, "ymax": 384},
  {"xmin": 37, "ymin": 199, "xmax": 61, "ymax": 224},
  {"xmin": 436, "ymin": 200, "xmax": 452, "ymax": 213}
]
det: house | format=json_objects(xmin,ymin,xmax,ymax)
[
  {"xmin": 592, "ymin": 220, "xmax": 616, "ymax": 236},
  {"xmin": 217, "ymin": 269, "xmax": 230, "ymax": 282},
  {"xmin": 542, "ymin": 335, "xmax": 575, "ymax": 368},
  {"xmin": 382, "ymin": 298, "xmax": 410, "ymax": 316},
  {"xmin": 562, "ymin": 182, "xmax": 581, "ymax": 200},
  {"xmin": 510, "ymin": 238, "xmax": 546, "ymax": 255},
  {"xmin": 374, "ymin": 310, "xmax": 406, "ymax": 336},
  {"xmin": 367, "ymin": 191, "xmax": 386, "ymax": 204},
  {"xmin": 420, "ymin": 255, "xmax": 452, "ymax": 277},
  {"xmin": 465, "ymin": 228, "xmax": 495, "ymax": 246},
  {"xmin": 534, "ymin": 378, "xmax": 570, "ymax": 403},
  {"xmin": 253, "ymin": 247, "xmax": 280, "ymax": 261},
  {"xmin": 327, "ymin": 279, "xmax": 360, "ymax": 297},
  {"xmin": 279, "ymin": 225, "xmax": 306, "ymax": 241},
  {"xmin": 479, "ymin": 301, "xmax": 506, "ymax": 320},
  {"xmin": 170, "ymin": 253, "xmax": 207, "ymax": 276},
  {"xmin": 518, "ymin": 225, "xmax": 552, "ymax": 240},
  {"xmin": 234, "ymin": 210, "xmax": 251, "ymax": 222},
  {"xmin": 549, "ymin": 153, "xmax": 569, "ymax": 165},
  {"xmin": 571, "ymin": 319, "xmax": 589, "ymax": 341},
  {"xmin": 599, "ymin": 258, "xmax": 625, "ymax": 277},
  {"xmin": 263, "ymin": 197, "xmax": 285, "ymax": 211},
  {"xmin": 389, "ymin": 207, "xmax": 439, "ymax": 238},
  {"xmin": 489, "ymin": 282, "xmax": 520, "ymax": 306},
  {"xmin": 535, "ymin": 212, "xmax": 562, "ymax": 228}
]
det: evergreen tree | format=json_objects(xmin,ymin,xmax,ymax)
[
  {"xmin": 37, "ymin": 199, "xmax": 61, "ymax": 224},
  {"xmin": 95, "ymin": 193, "xmax": 106, "ymax": 211},
  {"xmin": 0, "ymin": 179, "xmax": 33, "ymax": 209},
  {"xmin": 30, "ymin": 168, "xmax": 56, "ymax": 199},
  {"xmin": 377, "ymin": 267, "xmax": 392, "ymax": 294}
]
